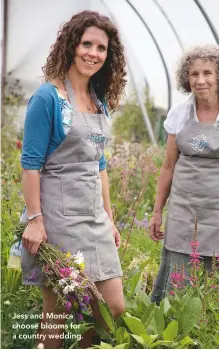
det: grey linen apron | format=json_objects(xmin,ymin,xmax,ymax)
[
  {"xmin": 151, "ymin": 107, "xmax": 219, "ymax": 303},
  {"xmin": 22, "ymin": 79, "xmax": 122, "ymax": 285},
  {"xmin": 164, "ymin": 106, "xmax": 219, "ymax": 257}
]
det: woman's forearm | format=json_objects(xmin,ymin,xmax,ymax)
[
  {"xmin": 22, "ymin": 169, "xmax": 47, "ymax": 253},
  {"xmin": 100, "ymin": 169, "xmax": 113, "ymax": 221},
  {"xmin": 153, "ymin": 167, "xmax": 174, "ymax": 214},
  {"xmin": 22, "ymin": 169, "xmax": 42, "ymax": 216}
]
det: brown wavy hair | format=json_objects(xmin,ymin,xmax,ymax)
[{"xmin": 42, "ymin": 10, "xmax": 127, "ymax": 111}]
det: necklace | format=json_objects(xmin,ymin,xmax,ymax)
[
  {"xmin": 81, "ymin": 97, "xmax": 91, "ymax": 111},
  {"xmin": 72, "ymin": 86, "xmax": 92, "ymax": 111}
]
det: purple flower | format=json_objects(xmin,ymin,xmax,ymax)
[
  {"xmin": 67, "ymin": 293, "xmax": 76, "ymax": 301},
  {"xmin": 64, "ymin": 301, "xmax": 72, "ymax": 312},
  {"xmin": 59, "ymin": 247, "xmax": 67, "ymax": 253},
  {"xmin": 76, "ymin": 313, "xmax": 83, "ymax": 322},
  {"xmin": 134, "ymin": 217, "xmax": 148, "ymax": 229},
  {"xmin": 117, "ymin": 221, "xmax": 125, "ymax": 230},
  {"xmin": 28, "ymin": 271, "xmax": 36, "ymax": 281},
  {"xmin": 82, "ymin": 295, "xmax": 90, "ymax": 304}
]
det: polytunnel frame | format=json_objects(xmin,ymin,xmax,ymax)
[
  {"xmin": 2, "ymin": 0, "xmax": 219, "ymax": 132},
  {"xmin": 193, "ymin": 0, "xmax": 219, "ymax": 44},
  {"xmin": 125, "ymin": 0, "xmax": 219, "ymax": 112},
  {"xmin": 126, "ymin": 0, "xmax": 172, "ymax": 112},
  {"xmin": 152, "ymin": 0, "xmax": 184, "ymax": 51},
  {"xmin": 101, "ymin": 0, "xmax": 157, "ymax": 144}
]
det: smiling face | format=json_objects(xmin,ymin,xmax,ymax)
[
  {"xmin": 189, "ymin": 59, "xmax": 218, "ymax": 100},
  {"xmin": 73, "ymin": 26, "xmax": 109, "ymax": 78}
]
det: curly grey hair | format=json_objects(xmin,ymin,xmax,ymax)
[{"xmin": 176, "ymin": 45, "xmax": 219, "ymax": 93}]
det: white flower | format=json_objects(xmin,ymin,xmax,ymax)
[
  {"xmin": 58, "ymin": 279, "xmax": 67, "ymax": 286},
  {"xmin": 37, "ymin": 343, "xmax": 44, "ymax": 349},
  {"xmin": 70, "ymin": 269, "xmax": 79, "ymax": 280},
  {"xmin": 70, "ymin": 281, "xmax": 78, "ymax": 289},
  {"xmin": 68, "ymin": 283, "xmax": 76, "ymax": 292},
  {"xmin": 4, "ymin": 300, "xmax": 10, "ymax": 305},
  {"xmin": 53, "ymin": 288, "xmax": 58, "ymax": 293},
  {"xmin": 63, "ymin": 283, "xmax": 77, "ymax": 295},
  {"xmin": 74, "ymin": 251, "xmax": 84, "ymax": 265},
  {"xmin": 63, "ymin": 286, "xmax": 69, "ymax": 295}
]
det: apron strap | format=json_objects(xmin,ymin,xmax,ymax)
[
  {"xmin": 189, "ymin": 103, "xmax": 196, "ymax": 122},
  {"xmin": 64, "ymin": 78, "xmax": 101, "ymax": 111},
  {"xmin": 64, "ymin": 78, "xmax": 105, "ymax": 129},
  {"xmin": 64, "ymin": 78, "xmax": 89, "ymax": 125},
  {"xmin": 64, "ymin": 78, "xmax": 77, "ymax": 108},
  {"xmin": 90, "ymin": 82, "xmax": 105, "ymax": 114}
]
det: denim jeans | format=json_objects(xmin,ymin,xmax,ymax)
[{"xmin": 151, "ymin": 247, "xmax": 213, "ymax": 304}]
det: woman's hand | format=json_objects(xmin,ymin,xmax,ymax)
[
  {"xmin": 111, "ymin": 222, "xmax": 121, "ymax": 248},
  {"xmin": 22, "ymin": 217, "xmax": 47, "ymax": 254},
  {"xmin": 149, "ymin": 212, "xmax": 164, "ymax": 242}
]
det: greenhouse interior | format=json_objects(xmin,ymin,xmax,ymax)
[{"xmin": 2, "ymin": 0, "xmax": 219, "ymax": 349}]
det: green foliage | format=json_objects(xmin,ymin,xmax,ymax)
[
  {"xmin": 3, "ymin": 77, "xmax": 25, "ymax": 107},
  {"xmin": 1, "ymin": 90, "xmax": 219, "ymax": 348},
  {"xmin": 107, "ymin": 142, "xmax": 164, "ymax": 224},
  {"xmin": 91, "ymin": 252, "xmax": 218, "ymax": 349},
  {"xmin": 115, "ymin": 327, "xmax": 130, "ymax": 348},
  {"xmin": 163, "ymin": 320, "xmax": 178, "ymax": 341},
  {"xmin": 179, "ymin": 297, "xmax": 202, "ymax": 337},
  {"xmin": 98, "ymin": 302, "xmax": 115, "ymax": 332},
  {"xmin": 93, "ymin": 290, "xmax": 202, "ymax": 349},
  {"xmin": 2, "ymin": 77, "xmax": 24, "ymax": 160},
  {"xmin": 2, "ymin": 142, "xmax": 218, "ymax": 350},
  {"xmin": 123, "ymin": 314, "xmax": 147, "ymax": 336},
  {"xmin": 1, "ymin": 151, "xmax": 23, "ymax": 293},
  {"xmin": 112, "ymin": 90, "xmax": 166, "ymax": 145}
]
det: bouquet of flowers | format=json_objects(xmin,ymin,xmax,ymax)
[
  {"xmin": 36, "ymin": 242, "xmax": 104, "ymax": 317},
  {"xmin": 8, "ymin": 222, "xmax": 104, "ymax": 321}
]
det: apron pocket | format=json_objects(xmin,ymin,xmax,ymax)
[{"xmin": 61, "ymin": 176, "xmax": 95, "ymax": 216}]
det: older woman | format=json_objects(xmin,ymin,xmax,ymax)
[{"xmin": 150, "ymin": 45, "xmax": 219, "ymax": 304}]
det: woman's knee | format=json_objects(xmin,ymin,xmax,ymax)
[
  {"xmin": 92, "ymin": 295, "xmax": 125, "ymax": 319},
  {"xmin": 111, "ymin": 302, "xmax": 125, "ymax": 318},
  {"xmin": 109, "ymin": 298, "xmax": 125, "ymax": 318},
  {"xmin": 95, "ymin": 278, "xmax": 125, "ymax": 318}
]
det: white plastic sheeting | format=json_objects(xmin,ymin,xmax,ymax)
[{"xmin": 5, "ymin": 0, "xmax": 219, "ymax": 109}]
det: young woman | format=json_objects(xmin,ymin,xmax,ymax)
[{"xmin": 21, "ymin": 10, "xmax": 127, "ymax": 348}]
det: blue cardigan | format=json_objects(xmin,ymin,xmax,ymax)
[{"xmin": 21, "ymin": 82, "xmax": 108, "ymax": 171}]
